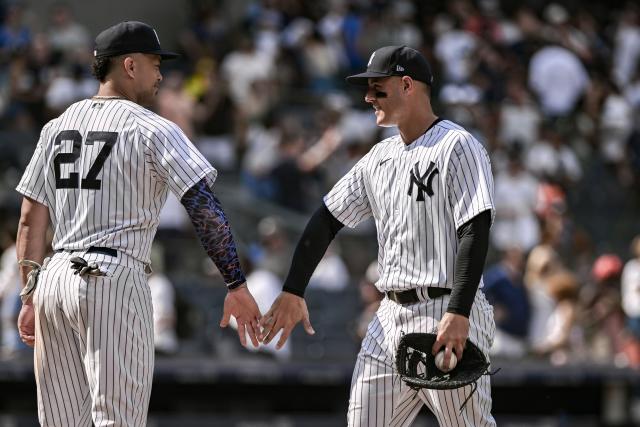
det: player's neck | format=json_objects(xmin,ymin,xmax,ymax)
[
  {"xmin": 95, "ymin": 82, "xmax": 135, "ymax": 103},
  {"xmin": 398, "ymin": 111, "xmax": 439, "ymax": 144}
]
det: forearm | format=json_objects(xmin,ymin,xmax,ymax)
[
  {"xmin": 181, "ymin": 179, "xmax": 246, "ymax": 289},
  {"xmin": 447, "ymin": 210, "xmax": 491, "ymax": 318},
  {"xmin": 282, "ymin": 203, "xmax": 344, "ymax": 297},
  {"xmin": 16, "ymin": 197, "xmax": 49, "ymax": 287}
]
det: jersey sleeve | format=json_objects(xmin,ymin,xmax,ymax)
[
  {"xmin": 145, "ymin": 121, "xmax": 218, "ymax": 199},
  {"xmin": 16, "ymin": 123, "xmax": 52, "ymax": 206},
  {"xmin": 445, "ymin": 135, "xmax": 495, "ymax": 230},
  {"xmin": 323, "ymin": 153, "xmax": 372, "ymax": 228}
]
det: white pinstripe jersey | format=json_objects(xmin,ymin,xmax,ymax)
[
  {"xmin": 16, "ymin": 98, "xmax": 217, "ymax": 264},
  {"xmin": 324, "ymin": 119, "xmax": 494, "ymax": 292}
]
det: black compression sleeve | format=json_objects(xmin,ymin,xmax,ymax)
[
  {"xmin": 181, "ymin": 179, "xmax": 246, "ymax": 289},
  {"xmin": 447, "ymin": 210, "xmax": 491, "ymax": 317},
  {"xmin": 282, "ymin": 203, "xmax": 344, "ymax": 297}
]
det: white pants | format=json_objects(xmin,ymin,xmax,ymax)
[
  {"xmin": 33, "ymin": 251, "xmax": 153, "ymax": 427},
  {"xmin": 348, "ymin": 291, "xmax": 497, "ymax": 426}
]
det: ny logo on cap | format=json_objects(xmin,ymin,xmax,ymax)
[
  {"xmin": 152, "ymin": 29, "xmax": 160, "ymax": 44},
  {"xmin": 368, "ymin": 52, "xmax": 376, "ymax": 67}
]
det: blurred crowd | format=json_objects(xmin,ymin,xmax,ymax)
[{"xmin": 0, "ymin": 0, "xmax": 639, "ymax": 367}]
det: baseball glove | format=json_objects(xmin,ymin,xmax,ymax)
[{"xmin": 396, "ymin": 332, "xmax": 493, "ymax": 411}]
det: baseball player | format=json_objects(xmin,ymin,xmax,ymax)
[
  {"xmin": 260, "ymin": 45, "xmax": 497, "ymax": 426},
  {"xmin": 15, "ymin": 21, "xmax": 261, "ymax": 427}
]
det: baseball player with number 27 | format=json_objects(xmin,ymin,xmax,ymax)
[
  {"xmin": 15, "ymin": 21, "xmax": 261, "ymax": 427},
  {"xmin": 261, "ymin": 46, "xmax": 497, "ymax": 426}
]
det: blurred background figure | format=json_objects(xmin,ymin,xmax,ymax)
[
  {"xmin": 0, "ymin": 222, "xmax": 22, "ymax": 359},
  {"xmin": 580, "ymin": 254, "xmax": 626, "ymax": 364},
  {"xmin": 253, "ymin": 216, "xmax": 292, "ymax": 280},
  {"xmin": 46, "ymin": 2, "xmax": 90, "ymax": 61},
  {"xmin": 528, "ymin": 43, "xmax": 589, "ymax": 118},
  {"xmin": 531, "ymin": 269, "xmax": 583, "ymax": 365},
  {"xmin": 156, "ymin": 70, "xmax": 197, "ymax": 140},
  {"xmin": 307, "ymin": 242, "xmax": 350, "ymax": 292},
  {"xmin": 525, "ymin": 244, "xmax": 562, "ymax": 352},
  {"xmin": 483, "ymin": 247, "xmax": 530, "ymax": 358},
  {"xmin": 621, "ymin": 237, "xmax": 640, "ymax": 369},
  {"xmin": 491, "ymin": 143, "xmax": 541, "ymax": 252},
  {"xmin": 354, "ymin": 261, "xmax": 383, "ymax": 341},
  {"xmin": 149, "ymin": 244, "xmax": 179, "ymax": 356}
]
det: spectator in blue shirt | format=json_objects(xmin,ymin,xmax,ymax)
[{"xmin": 483, "ymin": 247, "xmax": 531, "ymax": 357}]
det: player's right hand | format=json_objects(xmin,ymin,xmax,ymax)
[
  {"xmin": 260, "ymin": 291, "xmax": 315, "ymax": 349},
  {"xmin": 220, "ymin": 283, "xmax": 262, "ymax": 348},
  {"xmin": 17, "ymin": 302, "xmax": 36, "ymax": 347}
]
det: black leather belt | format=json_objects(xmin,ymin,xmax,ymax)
[
  {"xmin": 57, "ymin": 246, "xmax": 117, "ymax": 257},
  {"xmin": 386, "ymin": 287, "xmax": 451, "ymax": 304}
]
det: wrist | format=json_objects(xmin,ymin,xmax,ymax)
[
  {"xmin": 282, "ymin": 286, "xmax": 304, "ymax": 298},
  {"xmin": 445, "ymin": 307, "xmax": 470, "ymax": 318},
  {"xmin": 228, "ymin": 282, "xmax": 246, "ymax": 292}
]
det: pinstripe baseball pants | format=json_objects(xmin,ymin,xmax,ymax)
[
  {"xmin": 32, "ymin": 251, "xmax": 153, "ymax": 427},
  {"xmin": 348, "ymin": 291, "xmax": 496, "ymax": 426}
]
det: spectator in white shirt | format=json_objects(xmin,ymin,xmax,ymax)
[
  {"xmin": 528, "ymin": 45, "xmax": 589, "ymax": 117},
  {"xmin": 622, "ymin": 236, "xmax": 640, "ymax": 368}
]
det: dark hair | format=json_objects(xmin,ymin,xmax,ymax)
[{"xmin": 91, "ymin": 56, "xmax": 113, "ymax": 82}]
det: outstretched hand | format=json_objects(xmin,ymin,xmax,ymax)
[
  {"xmin": 220, "ymin": 284, "xmax": 262, "ymax": 347},
  {"xmin": 431, "ymin": 312, "xmax": 470, "ymax": 369},
  {"xmin": 260, "ymin": 291, "xmax": 315, "ymax": 350}
]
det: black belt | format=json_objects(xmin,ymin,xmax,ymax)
[
  {"xmin": 386, "ymin": 287, "xmax": 451, "ymax": 304},
  {"xmin": 57, "ymin": 246, "xmax": 117, "ymax": 257}
]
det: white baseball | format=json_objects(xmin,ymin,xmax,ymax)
[{"xmin": 435, "ymin": 350, "xmax": 457, "ymax": 372}]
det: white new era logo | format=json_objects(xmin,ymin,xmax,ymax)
[{"xmin": 396, "ymin": 65, "xmax": 405, "ymax": 72}]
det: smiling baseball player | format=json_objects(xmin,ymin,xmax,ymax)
[
  {"xmin": 15, "ymin": 21, "xmax": 261, "ymax": 427},
  {"xmin": 260, "ymin": 46, "xmax": 497, "ymax": 426}
]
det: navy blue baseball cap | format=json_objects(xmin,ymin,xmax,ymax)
[
  {"xmin": 346, "ymin": 46, "xmax": 433, "ymax": 86},
  {"xmin": 94, "ymin": 21, "xmax": 179, "ymax": 60}
]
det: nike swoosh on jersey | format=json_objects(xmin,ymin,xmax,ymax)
[{"xmin": 379, "ymin": 158, "xmax": 392, "ymax": 166}]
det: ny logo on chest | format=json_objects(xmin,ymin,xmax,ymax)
[{"xmin": 408, "ymin": 161, "xmax": 439, "ymax": 202}]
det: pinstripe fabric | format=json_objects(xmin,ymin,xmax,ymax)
[
  {"xmin": 16, "ymin": 98, "xmax": 215, "ymax": 426},
  {"xmin": 16, "ymin": 98, "xmax": 217, "ymax": 265},
  {"xmin": 324, "ymin": 120, "xmax": 497, "ymax": 426},
  {"xmin": 33, "ymin": 251, "xmax": 153, "ymax": 427},
  {"xmin": 325, "ymin": 120, "xmax": 494, "ymax": 293},
  {"xmin": 347, "ymin": 292, "xmax": 496, "ymax": 426}
]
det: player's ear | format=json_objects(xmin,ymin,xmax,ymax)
[
  {"xmin": 123, "ymin": 56, "xmax": 135, "ymax": 79},
  {"xmin": 401, "ymin": 76, "xmax": 413, "ymax": 93}
]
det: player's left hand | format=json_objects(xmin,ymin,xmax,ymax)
[
  {"xmin": 260, "ymin": 291, "xmax": 315, "ymax": 350},
  {"xmin": 17, "ymin": 302, "xmax": 36, "ymax": 347},
  {"xmin": 220, "ymin": 283, "xmax": 262, "ymax": 348},
  {"xmin": 432, "ymin": 312, "xmax": 470, "ymax": 369}
]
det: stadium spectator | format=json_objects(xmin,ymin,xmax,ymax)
[
  {"xmin": 483, "ymin": 247, "xmax": 530, "ymax": 358},
  {"xmin": 46, "ymin": 3, "xmax": 90, "ymax": 60},
  {"xmin": 491, "ymin": 143, "xmax": 541, "ymax": 252},
  {"xmin": 354, "ymin": 261, "xmax": 383, "ymax": 341},
  {"xmin": 528, "ymin": 44, "xmax": 589, "ymax": 117},
  {"xmin": 0, "ymin": 223, "xmax": 23, "ymax": 359},
  {"xmin": 531, "ymin": 269, "xmax": 583, "ymax": 365},
  {"xmin": 580, "ymin": 254, "xmax": 627, "ymax": 364},
  {"xmin": 621, "ymin": 236, "xmax": 640, "ymax": 368}
]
